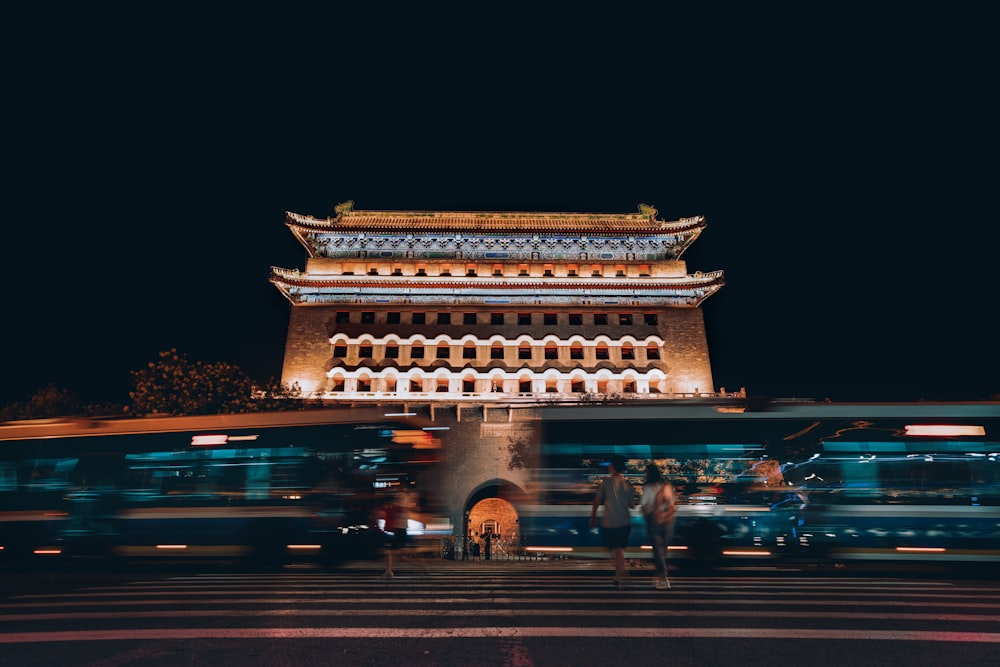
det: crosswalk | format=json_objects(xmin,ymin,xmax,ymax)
[{"xmin": 2, "ymin": 566, "xmax": 999, "ymax": 644}]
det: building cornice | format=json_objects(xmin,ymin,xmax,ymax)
[{"xmin": 269, "ymin": 269, "xmax": 724, "ymax": 307}]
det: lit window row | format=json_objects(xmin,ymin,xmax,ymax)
[
  {"xmin": 332, "ymin": 342, "xmax": 661, "ymax": 362},
  {"xmin": 335, "ymin": 311, "xmax": 659, "ymax": 326},
  {"xmin": 335, "ymin": 262, "xmax": 654, "ymax": 278}
]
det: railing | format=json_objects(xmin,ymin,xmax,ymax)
[{"xmin": 306, "ymin": 389, "xmax": 745, "ymax": 402}]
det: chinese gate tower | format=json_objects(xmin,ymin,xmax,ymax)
[{"xmin": 270, "ymin": 202, "xmax": 732, "ymax": 402}]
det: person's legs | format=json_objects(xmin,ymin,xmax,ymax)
[
  {"xmin": 384, "ymin": 548, "xmax": 394, "ymax": 578},
  {"xmin": 613, "ymin": 547, "xmax": 628, "ymax": 582},
  {"xmin": 645, "ymin": 516, "xmax": 666, "ymax": 579}
]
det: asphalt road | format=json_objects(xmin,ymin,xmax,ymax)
[{"xmin": 1, "ymin": 559, "xmax": 998, "ymax": 666}]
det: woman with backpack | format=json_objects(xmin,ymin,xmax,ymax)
[{"xmin": 640, "ymin": 463, "xmax": 675, "ymax": 590}]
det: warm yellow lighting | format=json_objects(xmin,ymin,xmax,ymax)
[
  {"xmin": 896, "ymin": 546, "xmax": 946, "ymax": 553},
  {"xmin": 287, "ymin": 544, "xmax": 322, "ymax": 551},
  {"xmin": 156, "ymin": 544, "xmax": 189, "ymax": 550},
  {"xmin": 525, "ymin": 546, "xmax": 573, "ymax": 552},
  {"xmin": 904, "ymin": 424, "xmax": 985, "ymax": 437},
  {"xmin": 33, "ymin": 548, "xmax": 62, "ymax": 555},
  {"xmin": 667, "ymin": 545, "xmax": 688, "ymax": 551},
  {"xmin": 724, "ymin": 506, "xmax": 771, "ymax": 512},
  {"xmin": 722, "ymin": 550, "xmax": 772, "ymax": 556}
]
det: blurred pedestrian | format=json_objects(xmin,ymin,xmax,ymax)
[
  {"xmin": 590, "ymin": 454, "xmax": 635, "ymax": 588},
  {"xmin": 381, "ymin": 481, "xmax": 417, "ymax": 580},
  {"xmin": 640, "ymin": 463, "xmax": 675, "ymax": 589}
]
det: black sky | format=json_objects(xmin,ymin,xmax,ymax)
[{"xmin": 4, "ymin": 7, "xmax": 996, "ymax": 406}]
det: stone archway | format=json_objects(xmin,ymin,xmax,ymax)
[{"xmin": 462, "ymin": 479, "xmax": 525, "ymax": 560}]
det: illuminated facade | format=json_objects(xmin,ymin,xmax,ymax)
[{"xmin": 271, "ymin": 202, "xmax": 733, "ymax": 402}]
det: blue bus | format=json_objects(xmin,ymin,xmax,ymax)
[
  {"xmin": 0, "ymin": 410, "xmax": 444, "ymax": 569},
  {"xmin": 784, "ymin": 434, "xmax": 1000, "ymax": 565},
  {"xmin": 517, "ymin": 417, "xmax": 806, "ymax": 566}
]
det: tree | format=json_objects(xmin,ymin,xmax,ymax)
[
  {"xmin": 128, "ymin": 349, "xmax": 309, "ymax": 416},
  {"xmin": 0, "ymin": 384, "xmax": 81, "ymax": 421}
]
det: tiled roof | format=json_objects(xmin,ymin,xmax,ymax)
[
  {"xmin": 286, "ymin": 207, "xmax": 705, "ymax": 234},
  {"xmin": 269, "ymin": 271, "xmax": 724, "ymax": 290}
]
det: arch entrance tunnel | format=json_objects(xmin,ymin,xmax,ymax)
[{"xmin": 462, "ymin": 481, "xmax": 522, "ymax": 561}]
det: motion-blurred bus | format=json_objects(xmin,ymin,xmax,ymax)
[
  {"xmin": 517, "ymin": 415, "xmax": 806, "ymax": 566},
  {"xmin": 0, "ymin": 409, "xmax": 445, "ymax": 569},
  {"xmin": 783, "ymin": 423, "xmax": 1000, "ymax": 566}
]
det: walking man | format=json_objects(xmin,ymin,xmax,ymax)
[{"xmin": 590, "ymin": 454, "xmax": 635, "ymax": 588}]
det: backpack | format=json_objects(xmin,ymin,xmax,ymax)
[{"xmin": 652, "ymin": 482, "xmax": 675, "ymax": 525}]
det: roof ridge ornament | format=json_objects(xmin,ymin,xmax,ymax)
[
  {"xmin": 637, "ymin": 203, "xmax": 658, "ymax": 219},
  {"xmin": 335, "ymin": 200, "xmax": 355, "ymax": 216}
]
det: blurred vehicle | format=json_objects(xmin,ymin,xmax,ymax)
[
  {"xmin": 518, "ymin": 435, "xmax": 805, "ymax": 567},
  {"xmin": 784, "ymin": 435, "xmax": 1000, "ymax": 565},
  {"xmin": 0, "ymin": 410, "xmax": 441, "ymax": 569}
]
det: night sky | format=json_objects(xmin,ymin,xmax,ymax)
[{"xmin": 4, "ymin": 7, "xmax": 996, "ymax": 407}]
